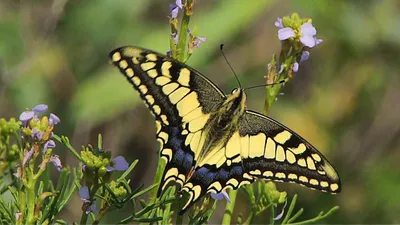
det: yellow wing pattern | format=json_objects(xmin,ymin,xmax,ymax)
[
  {"xmin": 109, "ymin": 46, "xmax": 225, "ymax": 198},
  {"xmin": 109, "ymin": 46, "xmax": 341, "ymax": 215},
  {"xmin": 178, "ymin": 110, "xmax": 341, "ymax": 213}
]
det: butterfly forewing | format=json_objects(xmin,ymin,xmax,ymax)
[{"xmin": 109, "ymin": 46, "xmax": 225, "ymax": 196}]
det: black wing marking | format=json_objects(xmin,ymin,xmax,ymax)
[
  {"xmin": 177, "ymin": 109, "xmax": 342, "ymax": 214},
  {"xmin": 238, "ymin": 110, "xmax": 341, "ymax": 193},
  {"xmin": 109, "ymin": 46, "xmax": 226, "ymax": 196}
]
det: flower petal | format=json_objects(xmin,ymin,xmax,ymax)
[
  {"xmin": 49, "ymin": 113, "xmax": 60, "ymax": 126},
  {"xmin": 300, "ymin": 23, "xmax": 316, "ymax": 36},
  {"xmin": 44, "ymin": 140, "xmax": 56, "ymax": 151},
  {"xmin": 175, "ymin": 0, "xmax": 183, "ymax": 9},
  {"xmin": 88, "ymin": 201, "xmax": 98, "ymax": 215},
  {"xmin": 274, "ymin": 17, "xmax": 283, "ymax": 28},
  {"xmin": 211, "ymin": 191, "xmax": 231, "ymax": 203},
  {"xmin": 32, "ymin": 104, "xmax": 48, "ymax": 114},
  {"xmin": 278, "ymin": 28, "xmax": 295, "ymax": 40},
  {"xmin": 316, "ymin": 38, "xmax": 323, "ymax": 45},
  {"xmin": 23, "ymin": 148, "xmax": 34, "ymax": 166},
  {"xmin": 194, "ymin": 36, "xmax": 207, "ymax": 48},
  {"xmin": 300, "ymin": 51, "xmax": 310, "ymax": 62},
  {"xmin": 171, "ymin": 33, "xmax": 179, "ymax": 45},
  {"xmin": 79, "ymin": 186, "xmax": 90, "ymax": 202},
  {"xmin": 50, "ymin": 155, "xmax": 62, "ymax": 171},
  {"xmin": 31, "ymin": 128, "xmax": 43, "ymax": 141},
  {"xmin": 19, "ymin": 111, "xmax": 34, "ymax": 122},
  {"xmin": 109, "ymin": 156, "xmax": 129, "ymax": 171},
  {"xmin": 300, "ymin": 36, "xmax": 316, "ymax": 48},
  {"xmin": 292, "ymin": 62, "xmax": 299, "ymax": 72},
  {"xmin": 273, "ymin": 199, "xmax": 288, "ymax": 221},
  {"xmin": 170, "ymin": 5, "xmax": 179, "ymax": 18}
]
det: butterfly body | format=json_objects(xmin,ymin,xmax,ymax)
[
  {"xmin": 109, "ymin": 46, "xmax": 341, "ymax": 214},
  {"xmin": 194, "ymin": 88, "xmax": 246, "ymax": 166}
]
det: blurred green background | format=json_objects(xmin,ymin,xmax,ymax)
[{"xmin": 1, "ymin": 0, "xmax": 400, "ymax": 223}]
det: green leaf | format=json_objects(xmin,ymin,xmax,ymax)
[{"xmin": 117, "ymin": 159, "xmax": 138, "ymax": 182}]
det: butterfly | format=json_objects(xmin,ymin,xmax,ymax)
[{"xmin": 109, "ymin": 46, "xmax": 341, "ymax": 214}]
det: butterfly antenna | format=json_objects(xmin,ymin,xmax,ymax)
[
  {"xmin": 220, "ymin": 44, "xmax": 242, "ymax": 88},
  {"xmin": 244, "ymin": 78, "xmax": 288, "ymax": 91}
]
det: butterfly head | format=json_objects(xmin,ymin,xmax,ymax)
[{"xmin": 222, "ymin": 88, "xmax": 247, "ymax": 119}]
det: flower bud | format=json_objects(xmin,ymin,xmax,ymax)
[{"xmin": 98, "ymin": 166, "xmax": 107, "ymax": 177}]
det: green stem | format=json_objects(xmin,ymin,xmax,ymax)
[
  {"xmin": 176, "ymin": 214, "xmax": 183, "ymax": 225},
  {"xmin": 243, "ymin": 211, "xmax": 254, "ymax": 225},
  {"xmin": 53, "ymin": 134, "xmax": 81, "ymax": 161},
  {"xmin": 264, "ymin": 84, "xmax": 283, "ymax": 115},
  {"xmin": 176, "ymin": 2, "xmax": 191, "ymax": 62},
  {"xmin": 17, "ymin": 190, "xmax": 26, "ymax": 225},
  {"xmin": 269, "ymin": 204, "xmax": 275, "ymax": 225},
  {"xmin": 139, "ymin": 159, "xmax": 166, "ymax": 225},
  {"xmin": 80, "ymin": 210, "xmax": 89, "ymax": 225},
  {"xmin": 25, "ymin": 170, "xmax": 36, "ymax": 224},
  {"xmin": 288, "ymin": 206, "xmax": 339, "ymax": 225},
  {"xmin": 148, "ymin": 159, "xmax": 166, "ymax": 205},
  {"xmin": 221, "ymin": 189, "xmax": 238, "ymax": 225},
  {"xmin": 282, "ymin": 194, "xmax": 298, "ymax": 224}
]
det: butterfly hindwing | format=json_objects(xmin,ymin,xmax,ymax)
[
  {"xmin": 109, "ymin": 46, "xmax": 226, "ymax": 195},
  {"xmin": 238, "ymin": 110, "xmax": 341, "ymax": 193},
  {"xmin": 179, "ymin": 141, "xmax": 253, "ymax": 214},
  {"xmin": 178, "ymin": 110, "xmax": 341, "ymax": 213}
]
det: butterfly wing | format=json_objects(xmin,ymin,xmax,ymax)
[
  {"xmin": 178, "ymin": 110, "xmax": 341, "ymax": 214},
  {"xmin": 109, "ymin": 46, "xmax": 225, "ymax": 195},
  {"xmin": 238, "ymin": 110, "xmax": 341, "ymax": 192}
]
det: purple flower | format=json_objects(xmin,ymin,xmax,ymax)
[
  {"xmin": 23, "ymin": 148, "xmax": 34, "ymax": 166},
  {"xmin": 299, "ymin": 23, "xmax": 322, "ymax": 48},
  {"xmin": 273, "ymin": 199, "xmax": 288, "ymax": 221},
  {"xmin": 292, "ymin": 62, "xmax": 299, "ymax": 73},
  {"xmin": 107, "ymin": 156, "xmax": 129, "ymax": 172},
  {"xmin": 300, "ymin": 51, "xmax": 310, "ymax": 62},
  {"xmin": 274, "ymin": 17, "xmax": 284, "ymax": 28},
  {"xmin": 210, "ymin": 191, "xmax": 231, "ymax": 203},
  {"xmin": 79, "ymin": 186, "xmax": 90, "ymax": 202},
  {"xmin": 49, "ymin": 113, "xmax": 60, "ymax": 126},
  {"xmin": 79, "ymin": 186, "xmax": 98, "ymax": 215},
  {"xmin": 19, "ymin": 111, "xmax": 34, "ymax": 125},
  {"xmin": 43, "ymin": 140, "xmax": 56, "ymax": 152},
  {"xmin": 32, "ymin": 104, "xmax": 48, "ymax": 115},
  {"xmin": 278, "ymin": 27, "xmax": 295, "ymax": 41},
  {"xmin": 50, "ymin": 155, "xmax": 62, "ymax": 171},
  {"xmin": 171, "ymin": 33, "xmax": 179, "ymax": 45},
  {"xmin": 170, "ymin": 0, "xmax": 183, "ymax": 19},
  {"xmin": 31, "ymin": 128, "xmax": 44, "ymax": 141},
  {"xmin": 19, "ymin": 104, "xmax": 49, "ymax": 125},
  {"xmin": 193, "ymin": 36, "xmax": 207, "ymax": 48}
]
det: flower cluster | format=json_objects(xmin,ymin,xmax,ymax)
[
  {"xmin": 0, "ymin": 118, "xmax": 21, "ymax": 164},
  {"xmin": 167, "ymin": 0, "xmax": 206, "ymax": 61},
  {"xmin": 274, "ymin": 13, "xmax": 323, "ymax": 74},
  {"xmin": 79, "ymin": 144, "xmax": 129, "ymax": 214},
  {"xmin": 18, "ymin": 104, "xmax": 62, "ymax": 173}
]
